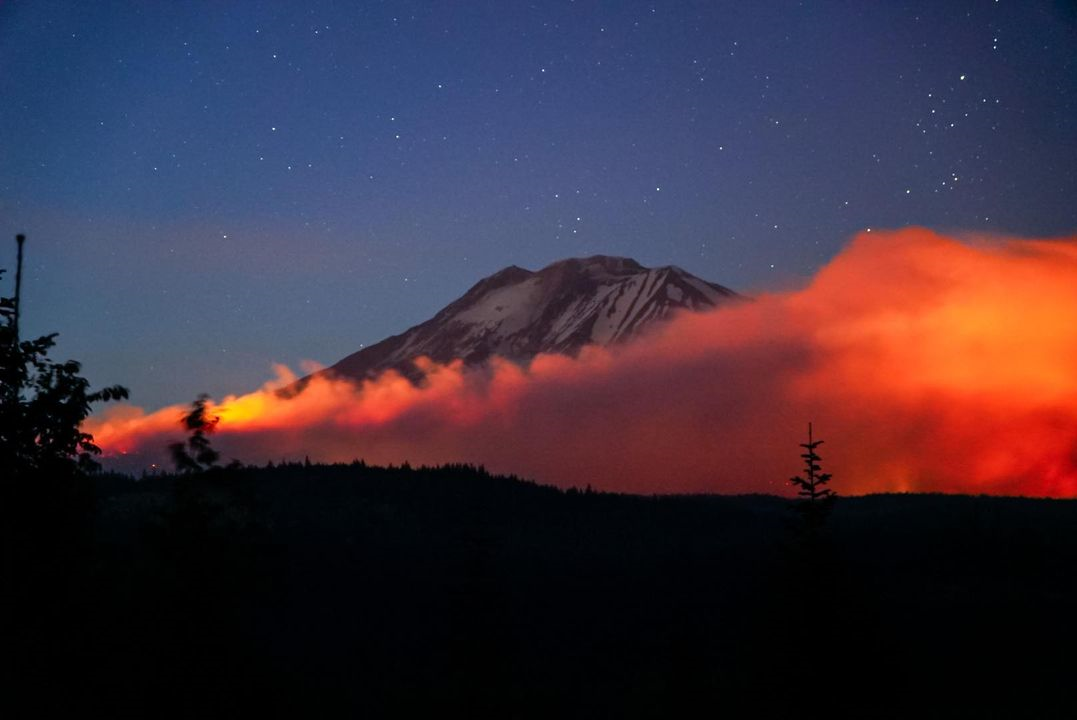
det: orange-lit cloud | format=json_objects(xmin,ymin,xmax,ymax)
[{"xmin": 86, "ymin": 228, "xmax": 1077, "ymax": 496}]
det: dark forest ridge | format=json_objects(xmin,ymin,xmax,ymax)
[
  {"xmin": 300, "ymin": 255, "xmax": 742, "ymax": 388},
  {"xmin": 32, "ymin": 461, "xmax": 1077, "ymax": 715}
]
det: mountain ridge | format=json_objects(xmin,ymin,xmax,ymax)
[{"xmin": 293, "ymin": 255, "xmax": 742, "ymax": 389}]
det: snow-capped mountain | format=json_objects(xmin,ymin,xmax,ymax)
[{"xmin": 309, "ymin": 255, "xmax": 741, "ymax": 385}]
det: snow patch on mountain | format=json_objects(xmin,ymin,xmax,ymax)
[{"xmin": 298, "ymin": 255, "xmax": 743, "ymax": 388}]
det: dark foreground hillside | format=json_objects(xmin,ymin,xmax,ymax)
[{"xmin": 9, "ymin": 463, "xmax": 1077, "ymax": 718}]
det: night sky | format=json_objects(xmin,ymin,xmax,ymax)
[{"xmin": 2, "ymin": 1, "xmax": 1075, "ymax": 410}]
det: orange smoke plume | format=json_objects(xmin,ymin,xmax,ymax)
[{"xmin": 87, "ymin": 228, "xmax": 1077, "ymax": 496}]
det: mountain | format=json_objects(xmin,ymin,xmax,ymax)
[{"xmin": 302, "ymin": 255, "xmax": 741, "ymax": 387}]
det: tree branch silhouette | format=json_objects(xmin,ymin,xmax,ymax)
[{"xmin": 169, "ymin": 393, "xmax": 221, "ymax": 473}]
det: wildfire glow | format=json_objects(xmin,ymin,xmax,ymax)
[{"xmin": 86, "ymin": 228, "xmax": 1077, "ymax": 496}]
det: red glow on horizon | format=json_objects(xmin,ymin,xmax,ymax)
[{"xmin": 86, "ymin": 228, "xmax": 1077, "ymax": 497}]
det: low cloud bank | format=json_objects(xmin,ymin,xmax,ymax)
[{"xmin": 88, "ymin": 228, "xmax": 1077, "ymax": 496}]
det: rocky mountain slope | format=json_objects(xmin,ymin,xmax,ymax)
[{"xmin": 306, "ymin": 255, "xmax": 741, "ymax": 385}]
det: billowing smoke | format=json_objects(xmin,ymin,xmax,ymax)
[{"xmin": 87, "ymin": 228, "xmax": 1077, "ymax": 496}]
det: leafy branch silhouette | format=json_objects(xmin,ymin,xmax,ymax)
[
  {"xmin": 1, "ymin": 235, "xmax": 128, "ymax": 478},
  {"xmin": 169, "ymin": 393, "xmax": 221, "ymax": 473}
]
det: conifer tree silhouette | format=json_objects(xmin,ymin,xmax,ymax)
[
  {"xmin": 789, "ymin": 422, "xmax": 836, "ymax": 531},
  {"xmin": 780, "ymin": 425, "xmax": 841, "ymax": 720}
]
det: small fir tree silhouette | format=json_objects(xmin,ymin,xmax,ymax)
[
  {"xmin": 777, "ymin": 426, "xmax": 841, "ymax": 720},
  {"xmin": 169, "ymin": 393, "xmax": 220, "ymax": 473},
  {"xmin": 789, "ymin": 422, "xmax": 836, "ymax": 532}
]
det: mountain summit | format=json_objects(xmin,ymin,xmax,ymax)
[{"xmin": 311, "ymin": 255, "xmax": 741, "ymax": 385}]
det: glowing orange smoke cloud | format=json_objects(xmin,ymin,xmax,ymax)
[{"xmin": 86, "ymin": 228, "xmax": 1077, "ymax": 496}]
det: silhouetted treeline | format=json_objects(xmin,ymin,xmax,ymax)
[{"xmin": 7, "ymin": 461, "xmax": 1076, "ymax": 718}]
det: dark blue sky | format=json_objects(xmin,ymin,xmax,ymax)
[{"xmin": 2, "ymin": 0, "xmax": 1075, "ymax": 409}]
